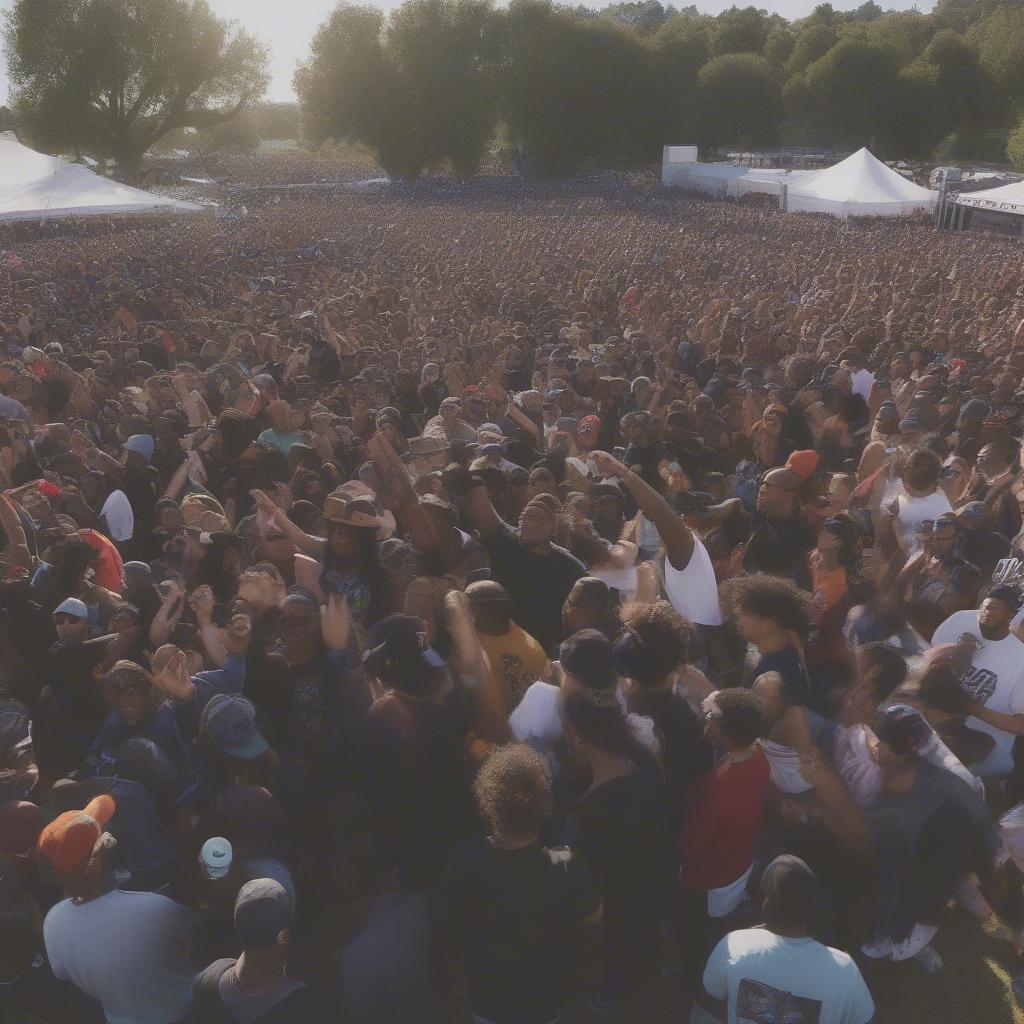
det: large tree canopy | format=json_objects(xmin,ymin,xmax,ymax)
[{"xmin": 3, "ymin": 0, "xmax": 269, "ymax": 181}]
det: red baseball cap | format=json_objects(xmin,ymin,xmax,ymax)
[{"xmin": 35, "ymin": 795, "xmax": 115, "ymax": 882}]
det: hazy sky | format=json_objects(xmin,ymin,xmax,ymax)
[{"xmin": 1, "ymin": 0, "xmax": 936, "ymax": 104}]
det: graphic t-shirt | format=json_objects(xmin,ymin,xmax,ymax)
[
  {"xmin": 476, "ymin": 623, "xmax": 549, "ymax": 711},
  {"xmin": 931, "ymin": 610, "xmax": 1024, "ymax": 776},
  {"xmin": 703, "ymin": 930, "xmax": 874, "ymax": 1024}
]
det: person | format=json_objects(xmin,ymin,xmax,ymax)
[
  {"xmin": 466, "ymin": 579, "xmax": 550, "ymax": 713},
  {"xmin": 613, "ymin": 601, "xmax": 712, "ymax": 809},
  {"xmin": 438, "ymin": 744, "xmax": 600, "ymax": 1024},
  {"xmin": 955, "ymin": 501, "xmax": 1010, "ymax": 578},
  {"xmin": 859, "ymin": 705, "xmax": 994, "ymax": 967},
  {"xmin": 361, "ymin": 612, "xmax": 474, "ymax": 887},
  {"xmin": 697, "ymin": 855, "xmax": 874, "ymax": 1024},
  {"xmin": 678, "ymin": 688, "xmax": 770, "ymax": 976},
  {"xmin": 39, "ymin": 794, "xmax": 201, "ymax": 1024},
  {"xmin": 192, "ymin": 878, "xmax": 338, "ymax": 1022},
  {"xmin": 882, "ymin": 449, "xmax": 952, "ymax": 560},
  {"xmin": 897, "ymin": 513, "xmax": 981, "ymax": 642},
  {"xmin": 564, "ymin": 689, "xmax": 665, "ymax": 1015},
  {"xmin": 931, "ymin": 585, "xmax": 1024, "ymax": 778},
  {"xmin": 446, "ymin": 463, "xmax": 584, "ymax": 654},
  {"xmin": 741, "ymin": 468, "xmax": 815, "ymax": 589}
]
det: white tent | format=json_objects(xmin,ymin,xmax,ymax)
[
  {"xmin": 781, "ymin": 147, "xmax": 935, "ymax": 217},
  {"xmin": 0, "ymin": 132, "xmax": 205, "ymax": 221},
  {"xmin": 954, "ymin": 179, "xmax": 1024, "ymax": 216}
]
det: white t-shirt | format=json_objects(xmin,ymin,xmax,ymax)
[
  {"xmin": 44, "ymin": 889, "xmax": 199, "ymax": 1024},
  {"xmin": 931, "ymin": 610, "xmax": 1024, "ymax": 776},
  {"xmin": 892, "ymin": 488, "xmax": 952, "ymax": 557},
  {"xmin": 703, "ymin": 930, "xmax": 874, "ymax": 1024},
  {"xmin": 664, "ymin": 535, "xmax": 725, "ymax": 627},
  {"xmin": 100, "ymin": 489, "xmax": 135, "ymax": 542},
  {"xmin": 509, "ymin": 680, "xmax": 659, "ymax": 756},
  {"xmin": 850, "ymin": 368, "xmax": 875, "ymax": 401}
]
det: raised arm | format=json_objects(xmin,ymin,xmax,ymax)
[
  {"xmin": 250, "ymin": 488, "xmax": 326, "ymax": 558},
  {"xmin": 366, "ymin": 432, "xmax": 440, "ymax": 556},
  {"xmin": 0, "ymin": 492, "xmax": 32, "ymax": 572},
  {"xmin": 590, "ymin": 451, "xmax": 695, "ymax": 571},
  {"xmin": 443, "ymin": 464, "xmax": 501, "ymax": 538}
]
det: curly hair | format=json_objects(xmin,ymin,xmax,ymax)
[
  {"xmin": 616, "ymin": 600, "xmax": 691, "ymax": 686},
  {"xmin": 722, "ymin": 572, "xmax": 812, "ymax": 638},
  {"xmin": 473, "ymin": 744, "xmax": 551, "ymax": 844}
]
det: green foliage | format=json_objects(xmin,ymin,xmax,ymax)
[
  {"xmin": 801, "ymin": 38, "xmax": 905, "ymax": 149},
  {"xmin": 281, "ymin": 0, "xmax": 1024, "ymax": 176},
  {"xmin": 2, "ymin": 0, "xmax": 269, "ymax": 182},
  {"xmin": 711, "ymin": 6, "xmax": 776, "ymax": 57},
  {"xmin": 1006, "ymin": 119, "xmax": 1024, "ymax": 170},
  {"xmin": 254, "ymin": 103, "xmax": 300, "ymax": 141},
  {"xmin": 601, "ymin": 0, "xmax": 674, "ymax": 35},
  {"xmin": 296, "ymin": 0, "xmax": 500, "ymax": 178},
  {"xmin": 502, "ymin": 0, "xmax": 660, "ymax": 172},
  {"xmin": 968, "ymin": 6, "xmax": 1024, "ymax": 112},
  {"xmin": 697, "ymin": 52, "xmax": 780, "ymax": 147}
]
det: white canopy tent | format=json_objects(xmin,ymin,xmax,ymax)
[
  {"xmin": 779, "ymin": 148, "xmax": 935, "ymax": 217},
  {"xmin": 954, "ymin": 179, "xmax": 1024, "ymax": 216},
  {"xmin": 0, "ymin": 132, "xmax": 205, "ymax": 221}
]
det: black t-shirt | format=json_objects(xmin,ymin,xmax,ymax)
[
  {"xmin": 482, "ymin": 522, "xmax": 585, "ymax": 655},
  {"xmin": 755, "ymin": 644, "xmax": 812, "ymax": 708},
  {"xmin": 626, "ymin": 687, "xmax": 712, "ymax": 811},
  {"xmin": 959, "ymin": 528, "xmax": 1010, "ymax": 578},
  {"xmin": 192, "ymin": 959, "xmax": 337, "ymax": 1024},
  {"xmin": 438, "ymin": 837, "xmax": 599, "ymax": 1023},
  {"xmin": 743, "ymin": 511, "xmax": 814, "ymax": 590},
  {"xmin": 572, "ymin": 767, "xmax": 665, "ymax": 953}
]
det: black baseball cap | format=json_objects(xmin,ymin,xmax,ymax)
[
  {"xmin": 234, "ymin": 878, "xmax": 293, "ymax": 948},
  {"xmin": 559, "ymin": 629, "xmax": 617, "ymax": 690}
]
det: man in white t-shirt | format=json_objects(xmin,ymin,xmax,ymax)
[
  {"xmin": 589, "ymin": 451, "xmax": 724, "ymax": 629},
  {"xmin": 39, "ymin": 794, "xmax": 200, "ymax": 1024},
  {"xmin": 697, "ymin": 855, "xmax": 874, "ymax": 1024},
  {"xmin": 931, "ymin": 586, "xmax": 1024, "ymax": 778}
]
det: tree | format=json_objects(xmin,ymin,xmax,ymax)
[
  {"xmin": 297, "ymin": 0, "xmax": 501, "ymax": 179},
  {"xmin": 968, "ymin": 6, "xmax": 1024, "ymax": 113},
  {"xmin": 295, "ymin": 4, "xmax": 425, "ymax": 178},
  {"xmin": 601, "ymin": 0, "xmax": 673, "ymax": 35},
  {"xmin": 763, "ymin": 26, "xmax": 795, "ymax": 73},
  {"xmin": 650, "ymin": 14, "xmax": 711, "ymax": 136},
  {"xmin": 783, "ymin": 22, "xmax": 837, "ymax": 78},
  {"xmin": 696, "ymin": 52, "xmax": 780, "ymax": 147},
  {"xmin": 387, "ymin": 0, "xmax": 503, "ymax": 177},
  {"xmin": 0, "ymin": 106, "xmax": 17, "ymax": 132},
  {"xmin": 801, "ymin": 38, "xmax": 905, "ymax": 150},
  {"xmin": 1007, "ymin": 116, "xmax": 1024, "ymax": 170},
  {"xmin": 904, "ymin": 30, "xmax": 997, "ymax": 136},
  {"xmin": 3, "ymin": 0, "xmax": 269, "ymax": 182},
  {"xmin": 711, "ymin": 6, "xmax": 775, "ymax": 56},
  {"xmin": 254, "ymin": 102, "xmax": 300, "ymax": 140},
  {"xmin": 501, "ymin": 0, "xmax": 660, "ymax": 172}
]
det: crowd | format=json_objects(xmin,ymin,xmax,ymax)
[{"xmin": 5, "ymin": 167, "xmax": 1024, "ymax": 1024}]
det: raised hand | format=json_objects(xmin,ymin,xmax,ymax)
[
  {"xmin": 221, "ymin": 612, "xmax": 253, "ymax": 656},
  {"xmin": 152, "ymin": 644, "xmax": 194, "ymax": 701},
  {"xmin": 320, "ymin": 593, "xmax": 352, "ymax": 651}
]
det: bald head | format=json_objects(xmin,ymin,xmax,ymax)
[{"xmin": 757, "ymin": 468, "xmax": 802, "ymax": 518}]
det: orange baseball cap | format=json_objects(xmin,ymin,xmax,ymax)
[{"xmin": 35, "ymin": 795, "xmax": 115, "ymax": 882}]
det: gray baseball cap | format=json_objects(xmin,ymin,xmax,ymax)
[{"xmin": 234, "ymin": 877, "xmax": 293, "ymax": 947}]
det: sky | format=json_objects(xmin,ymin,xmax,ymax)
[{"xmin": 1, "ymin": 0, "xmax": 936, "ymax": 105}]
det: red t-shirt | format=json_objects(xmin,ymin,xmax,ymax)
[
  {"xmin": 78, "ymin": 528, "xmax": 124, "ymax": 592},
  {"xmin": 678, "ymin": 747, "xmax": 770, "ymax": 891}
]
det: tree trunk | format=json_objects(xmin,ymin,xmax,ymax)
[{"xmin": 114, "ymin": 148, "xmax": 144, "ymax": 186}]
